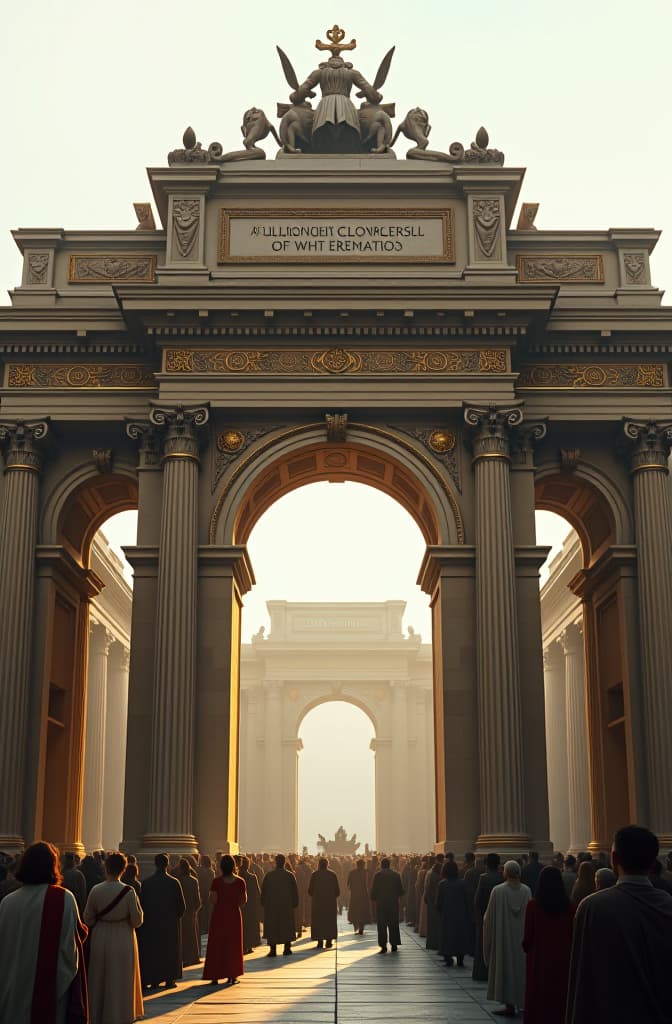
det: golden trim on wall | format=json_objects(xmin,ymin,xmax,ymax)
[
  {"xmin": 68, "ymin": 255, "xmax": 157, "ymax": 283},
  {"xmin": 516, "ymin": 363, "xmax": 665, "ymax": 388},
  {"xmin": 5, "ymin": 363, "xmax": 156, "ymax": 389},
  {"xmin": 517, "ymin": 254, "xmax": 604, "ymax": 284},
  {"xmin": 217, "ymin": 208, "xmax": 455, "ymax": 263},
  {"xmin": 164, "ymin": 347, "xmax": 507, "ymax": 376}
]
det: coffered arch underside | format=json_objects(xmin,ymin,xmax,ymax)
[{"xmin": 209, "ymin": 425, "xmax": 463, "ymax": 547}]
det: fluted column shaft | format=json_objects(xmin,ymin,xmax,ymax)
[
  {"xmin": 82, "ymin": 624, "xmax": 111, "ymax": 851},
  {"xmin": 625, "ymin": 420, "xmax": 672, "ymax": 841},
  {"xmin": 543, "ymin": 642, "xmax": 570, "ymax": 852},
  {"xmin": 264, "ymin": 681, "xmax": 284, "ymax": 849},
  {"xmin": 0, "ymin": 420, "xmax": 48, "ymax": 852},
  {"xmin": 144, "ymin": 405, "xmax": 208, "ymax": 852},
  {"xmin": 466, "ymin": 405, "xmax": 527, "ymax": 846},
  {"xmin": 102, "ymin": 645, "xmax": 130, "ymax": 850},
  {"xmin": 562, "ymin": 624, "xmax": 591, "ymax": 853}
]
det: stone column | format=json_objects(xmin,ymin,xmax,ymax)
[
  {"xmin": 624, "ymin": 419, "xmax": 672, "ymax": 842},
  {"xmin": 102, "ymin": 645, "xmax": 130, "ymax": 851},
  {"xmin": 562, "ymin": 624, "xmax": 591, "ymax": 853},
  {"xmin": 390, "ymin": 680, "xmax": 410, "ymax": 851},
  {"xmin": 82, "ymin": 623, "xmax": 112, "ymax": 851},
  {"xmin": 263, "ymin": 681, "xmax": 284, "ymax": 850},
  {"xmin": 282, "ymin": 737, "xmax": 302, "ymax": 853},
  {"xmin": 464, "ymin": 405, "xmax": 528, "ymax": 850},
  {"xmin": 543, "ymin": 642, "xmax": 570, "ymax": 852},
  {"xmin": 142, "ymin": 404, "xmax": 208, "ymax": 854},
  {"xmin": 0, "ymin": 419, "xmax": 48, "ymax": 853}
]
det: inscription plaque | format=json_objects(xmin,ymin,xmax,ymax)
[{"xmin": 218, "ymin": 208, "xmax": 455, "ymax": 263}]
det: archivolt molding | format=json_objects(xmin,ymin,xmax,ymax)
[
  {"xmin": 209, "ymin": 422, "xmax": 464, "ymax": 546},
  {"xmin": 294, "ymin": 691, "xmax": 380, "ymax": 740}
]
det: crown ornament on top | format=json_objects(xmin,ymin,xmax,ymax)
[{"xmin": 315, "ymin": 24, "xmax": 357, "ymax": 54}]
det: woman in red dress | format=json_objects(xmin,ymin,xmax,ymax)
[
  {"xmin": 202, "ymin": 855, "xmax": 247, "ymax": 986},
  {"xmin": 523, "ymin": 865, "xmax": 576, "ymax": 1024}
]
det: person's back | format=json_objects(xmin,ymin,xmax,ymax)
[
  {"xmin": 567, "ymin": 825, "xmax": 672, "ymax": 1024},
  {"xmin": 138, "ymin": 856, "xmax": 186, "ymax": 988}
]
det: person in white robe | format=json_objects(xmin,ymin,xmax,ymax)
[{"xmin": 483, "ymin": 859, "xmax": 530, "ymax": 1017}]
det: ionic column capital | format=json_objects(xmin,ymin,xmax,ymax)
[
  {"xmin": 463, "ymin": 403, "xmax": 523, "ymax": 462},
  {"xmin": 0, "ymin": 419, "xmax": 49, "ymax": 473},
  {"xmin": 126, "ymin": 420, "xmax": 161, "ymax": 469},
  {"xmin": 623, "ymin": 419, "xmax": 672, "ymax": 474},
  {"xmin": 149, "ymin": 403, "xmax": 210, "ymax": 462}
]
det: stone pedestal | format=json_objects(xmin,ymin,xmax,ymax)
[
  {"xmin": 0, "ymin": 420, "xmax": 47, "ymax": 853},
  {"xmin": 624, "ymin": 420, "xmax": 672, "ymax": 843}
]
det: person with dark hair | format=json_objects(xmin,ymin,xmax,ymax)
[
  {"xmin": 176, "ymin": 858, "xmax": 202, "ymax": 967},
  {"xmin": 308, "ymin": 857, "xmax": 340, "ymax": 949},
  {"xmin": 0, "ymin": 840, "xmax": 88, "ymax": 1023},
  {"xmin": 0, "ymin": 858, "xmax": 21, "ymax": 903},
  {"xmin": 472, "ymin": 852, "xmax": 503, "ymax": 981},
  {"xmin": 436, "ymin": 860, "xmax": 472, "ymax": 967},
  {"xmin": 347, "ymin": 858, "xmax": 370, "ymax": 935},
  {"xmin": 137, "ymin": 852, "xmax": 186, "ymax": 990},
  {"xmin": 239, "ymin": 855, "xmax": 262, "ymax": 954},
  {"xmin": 120, "ymin": 861, "xmax": 141, "ymax": 897},
  {"xmin": 260, "ymin": 854, "xmax": 299, "ymax": 957},
  {"xmin": 196, "ymin": 855, "xmax": 215, "ymax": 936},
  {"xmin": 202, "ymin": 854, "xmax": 247, "ymax": 985},
  {"xmin": 562, "ymin": 854, "xmax": 578, "ymax": 897},
  {"xmin": 571, "ymin": 860, "xmax": 597, "ymax": 904},
  {"xmin": 84, "ymin": 850, "xmax": 143, "ymax": 1024},
  {"xmin": 61, "ymin": 852, "xmax": 87, "ymax": 916},
  {"xmin": 521, "ymin": 851, "xmax": 543, "ymax": 896},
  {"xmin": 370, "ymin": 856, "xmax": 404, "ymax": 953},
  {"xmin": 424, "ymin": 854, "xmax": 444, "ymax": 951},
  {"xmin": 522, "ymin": 866, "xmax": 576, "ymax": 1024},
  {"xmin": 567, "ymin": 825, "xmax": 672, "ymax": 1023}
]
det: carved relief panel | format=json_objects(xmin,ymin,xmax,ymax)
[
  {"xmin": 618, "ymin": 249, "xmax": 650, "ymax": 287},
  {"xmin": 22, "ymin": 249, "xmax": 54, "ymax": 288},
  {"xmin": 467, "ymin": 194, "xmax": 506, "ymax": 264},
  {"xmin": 167, "ymin": 195, "xmax": 205, "ymax": 265}
]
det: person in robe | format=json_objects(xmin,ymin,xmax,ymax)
[
  {"xmin": 562, "ymin": 855, "xmax": 578, "ymax": 897},
  {"xmin": 424, "ymin": 854, "xmax": 443, "ymax": 950},
  {"xmin": 239, "ymin": 855, "xmax": 261, "ymax": 953},
  {"xmin": 472, "ymin": 853, "xmax": 502, "ymax": 981},
  {"xmin": 295, "ymin": 857, "xmax": 312, "ymax": 933},
  {"xmin": 176, "ymin": 857, "xmax": 202, "ymax": 967},
  {"xmin": 370, "ymin": 857, "xmax": 404, "ymax": 953},
  {"xmin": 483, "ymin": 859, "xmax": 530, "ymax": 1017},
  {"xmin": 522, "ymin": 865, "xmax": 576, "ymax": 1024},
  {"xmin": 196, "ymin": 855, "xmax": 215, "ymax": 936},
  {"xmin": 84, "ymin": 850, "xmax": 144, "ymax": 1024},
  {"xmin": 401, "ymin": 857, "xmax": 417, "ymax": 926},
  {"xmin": 347, "ymin": 859, "xmax": 370, "ymax": 935},
  {"xmin": 521, "ymin": 851, "xmax": 543, "ymax": 896},
  {"xmin": 436, "ymin": 860, "xmax": 472, "ymax": 967},
  {"xmin": 570, "ymin": 861, "xmax": 596, "ymax": 904},
  {"xmin": 308, "ymin": 857, "xmax": 340, "ymax": 949},
  {"xmin": 0, "ymin": 840, "xmax": 88, "ymax": 1024},
  {"xmin": 463, "ymin": 855, "xmax": 484, "ymax": 955},
  {"xmin": 62, "ymin": 852, "xmax": 87, "ymax": 916},
  {"xmin": 566, "ymin": 825, "xmax": 672, "ymax": 1024},
  {"xmin": 80, "ymin": 854, "xmax": 104, "ymax": 895},
  {"xmin": 460, "ymin": 851, "xmax": 476, "ymax": 878},
  {"xmin": 415, "ymin": 856, "xmax": 430, "ymax": 936},
  {"xmin": 120, "ymin": 861, "xmax": 141, "ymax": 897},
  {"xmin": 137, "ymin": 852, "xmax": 186, "ymax": 989},
  {"xmin": 594, "ymin": 867, "xmax": 616, "ymax": 890},
  {"xmin": 260, "ymin": 854, "xmax": 299, "ymax": 956},
  {"xmin": 202, "ymin": 854, "xmax": 247, "ymax": 986}
]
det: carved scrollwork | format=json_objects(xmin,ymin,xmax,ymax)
[
  {"xmin": 149, "ymin": 404, "xmax": 210, "ymax": 462},
  {"xmin": 623, "ymin": 252, "xmax": 647, "ymax": 285},
  {"xmin": 27, "ymin": 252, "xmax": 49, "ymax": 285},
  {"xmin": 623, "ymin": 419, "xmax": 672, "ymax": 473},
  {"xmin": 0, "ymin": 419, "xmax": 49, "ymax": 472},
  {"xmin": 394, "ymin": 424, "xmax": 461, "ymax": 492},
  {"xmin": 464, "ymin": 404, "xmax": 524, "ymax": 461},
  {"xmin": 211, "ymin": 424, "xmax": 281, "ymax": 492},
  {"xmin": 325, "ymin": 413, "xmax": 348, "ymax": 442}
]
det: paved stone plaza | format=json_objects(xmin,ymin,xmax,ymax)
[{"xmin": 141, "ymin": 915, "xmax": 500, "ymax": 1023}]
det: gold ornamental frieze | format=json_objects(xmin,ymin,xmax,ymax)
[
  {"xmin": 164, "ymin": 347, "xmax": 508, "ymax": 375},
  {"xmin": 5, "ymin": 363, "xmax": 156, "ymax": 389},
  {"xmin": 516, "ymin": 363, "xmax": 665, "ymax": 389},
  {"xmin": 68, "ymin": 255, "xmax": 156, "ymax": 283},
  {"xmin": 217, "ymin": 208, "xmax": 455, "ymax": 263},
  {"xmin": 517, "ymin": 255, "xmax": 604, "ymax": 284}
]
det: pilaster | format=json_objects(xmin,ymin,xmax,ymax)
[
  {"xmin": 542, "ymin": 642, "xmax": 570, "ymax": 852},
  {"xmin": 0, "ymin": 420, "xmax": 48, "ymax": 853},
  {"xmin": 562, "ymin": 623, "xmax": 592, "ymax": 853},
  {"xmin": 82, "ymin": 623, "xmax": 112, "ymax": 851},
  {"xmin": 102, "ymin": 644, "xmax": 130, "ymax": 850}
]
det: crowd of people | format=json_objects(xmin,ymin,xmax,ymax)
[{"xmin": 1, "ymin": 826, "xmax": 672, "ymax": 1022}]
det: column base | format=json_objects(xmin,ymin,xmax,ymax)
[
  {"xmin": 0, "ymin": 834, "xmax": 25, "ymax": 855},
  {"xmin": 587, "ymin": 839, "xmax": 612, "ymax": 855},
  {"xmin": 434, "ymin": 838, "xmax": 478, "ymax": 857},
  {"xmin": 475, "ymin": 833, "xmax": 530, "ymax": 857},
  {"xmin": 139, "ymin": 833, "xmax": 200, "ymax": 856},
  {"xmin": 655, "ymin": 834, "xmax": 672, "ymax": 850}
]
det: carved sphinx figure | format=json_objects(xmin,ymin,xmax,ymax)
[
  {"xmin": 208, "ymin": 108, "xmax": 281, "ymax": 163},
  {"xmin": 392, "ymin": 108, "xmax": 465, "ymax": 162}
]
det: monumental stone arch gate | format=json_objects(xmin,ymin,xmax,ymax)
[{"xmin": 1, "ymin": 27, "xmax": 672, "ymax": 860}]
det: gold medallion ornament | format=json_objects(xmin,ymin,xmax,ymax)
[
  {"xmin": 217, "ymin": 429, "xmax": 245, "ymax": 453},
  {"xmin": 428, "ymin": 430, "xmax": 456, "ymax": 453}
]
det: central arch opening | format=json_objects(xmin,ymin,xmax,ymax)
[{"xmin": 298, "ymin": 701, "xmax": 375, "ymax": 854}]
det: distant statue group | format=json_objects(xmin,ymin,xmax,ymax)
[{"xmin": 317, "ymin": 825, "xmax": 360, "ymax": 855}]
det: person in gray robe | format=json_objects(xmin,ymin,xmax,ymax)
[
  {"xmin": 437, "ymin": 860, "xmax": 472, "ymax": 966},
  {"xmin": 176, "ymin": 858, "xmax": 201, "ymax": 967},
  {"xmin": 566, "ymin": 825, "xmax": 672, "ymax": 1024},
  {"xmin": 472, "ymin": 853, "xmax": 502, "ymax": 981},
  {"xmin": 308, "ymin": 858, "xmax": 340, "ymax": 948},
  {"xmin": 483, "ymin": 860, "xmax": 530, "ymax": 1017},
  {"xmin": 424, "ymin": 855, "xmax": 443, "ymax": 950},
  {"xmin": 347, "ymin": 859, "xmax": 371, "ymax": 934},
  {"xmin": 138, "ymin": 853, "xmax": 186, "ymax": 988},
  {"xmin": 260, "ymin": 854, "xmax": 299, "ymax": 956},
  {"xmin": 370, "ymin": 857, "xmax": 404, "ymax": 953},
  {"xmin": 239, "ymin": 856, "xmax": 261, "ymax": 953}
]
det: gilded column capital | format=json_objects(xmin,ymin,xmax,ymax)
[
  {"xmin": 126, "ymin": 420, "xmax": 161, "ymax": 469},
  {"xmin": 464, "ymin": 403, "xmax": 523, "ymax": 462},
  {"xmin": 0, "ymin": 419, "xmax": 49, "ymax": 473},
  {"xmin": 149, "ymin": 403, "xmax": 210, "ymax": 462},
  {"xmin": 623, "ymin": 419, "xmax": 672, "ymax": 474}
]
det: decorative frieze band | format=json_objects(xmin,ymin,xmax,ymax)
[
  {"xmin": 163, "ymin": 347, "xmax": 508, "ymax": 376},
  {"xmin": 68, "ymin": 255, "xmax": 156, "ymax": 283},
  {"xmin": 5, "ymin": 364, "xmax": 156, "ymax": 389},
  {"xmin": 517, "ymin": 255, "xmax": 604, "ymax": 284},
  {"xmin": 516, "ymin": 363, "xmax": 665, "ymax": 389}
]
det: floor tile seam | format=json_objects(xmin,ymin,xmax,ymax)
[{"xmin": 402, "ymin": 927, "xmax": 497, "ymax": 1017}]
